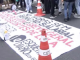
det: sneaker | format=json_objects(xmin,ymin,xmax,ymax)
[
  {"xmin": 64, "ymin": 18, "xmax": 68, "ymax": 22},
  {"xmin": 50, "ymin": 15, "xmax": 57, "ymax": 18},
  {"xmin": 67, "ymin": 18, "xmax": 70, "ymax": 21},
  {"xmin": 4, "ymin": 7, "xmax": 7, "ymax": 9},
  {"xmin": 58, "ymin": 12, "xmax": 62, "ymax": 15},
  {"xmin": 74, "ymin": 14, "xmax": 80, "ymax": 18},
  {"xmin": 25, "ymin": 9, "xmax": 27, "ymax": 12},
  {"xmin": 43, "ymin": 11, "xmax": 45, "ymax": 13},
  {"xmin": 18, "ymin": 6, "xmax": 20, "ymax": 8},
  {"xmin": 0, "ymin": 9, "xmax": 2, "ymax": 12},
  {"xmin": 30, "ymin": 10, "xmax": 32, "ymax": 12},
  {"xmin": 27, "ymin": 11, "xmax": 29, "ymax": 13}
]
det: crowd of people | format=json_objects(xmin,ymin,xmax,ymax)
[{"xmin": 0, "ymin": 0, "xmax": 80, "ymax": 22}]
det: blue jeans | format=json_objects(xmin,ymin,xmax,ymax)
[
  {"xmin": 75, "ymin": 0, "xmax": 80, "ymax": 15},
  {"xmin": 25, "ymin": 0, "xmax": 32, "ymax": 11},
  {"xmin": 64, "ymin": 1, "xmax": 73, "ymax": 18}
]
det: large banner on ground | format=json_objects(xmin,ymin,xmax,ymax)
[{"xmin": 0, "ymin": 10, "xmax": 80, "ymax": 60}]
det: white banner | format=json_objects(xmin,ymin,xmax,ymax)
[{"xmin": 0, "ymin": 10, "xmax": 80, "ymax": 60}]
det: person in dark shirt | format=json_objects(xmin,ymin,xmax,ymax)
[{"xmin": 64, "ymin": 0, "xmax": 75, "ymax": 22}]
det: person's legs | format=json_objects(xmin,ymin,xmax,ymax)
[
  {"xmin": 64, "ymin": 1, "xmax": 68, "ymax": 19},
  {"xmin": 0, "ymin": 0, "xmax": 3, "ymax": 11},
  {"xmin": 68, "ymin": 2, "xmax": 73, "ymax": 19},
  {"xmin": 23, "ymin": 0, "xmax": 26, "ymax": 7},
  {"xmin": 64, "ymin": 1, "xmax": 69, "ymax": 22},
  {"xmin": 0, "ymin": 4, "xmax": 2, "ymax": 11},
  {"xmin": 41, "ymin": 0, "xmax": 45, "ymax": 11},
  {"xmin": 32, "ymin": 0, "xmax": 33, "ymax": 3},
  {"xmin": 7, "ymin": 0, "xmax": 10, "ymax": 7},
  {"xmin": 55, "ymin": 0, "xmax": 58, "ymax": 9},
  {"xmin": 75, "ymin": 0, "xmax": 80, "ymax": 15},
  {"xmin": 4, "ymin": 0, "xmax": 10, "ymax": 8},
  {"xmin": 29, "ymin": 0, "xmax": 32, "ymax": 12},
  {"xmin": 44, "ymin": 0, "xmax": 50, "ymax": 14},
  {"xmin": 72, "ymin": 2, "xmax": 75, "ymax": 14},
  {"xmin": 4, "ymin": 0, "xmax": 7, "ymax": 7},
  {"xmin": 12, "ymin": 0, "xmax": 16, "ymax": 4},
  {"xmin": 20, "ymin": 0, "xmax": 23, "ymax": 8},
  {"xmin": 16, "ymin": 0, "xmax": 20, "ymax": 6},
  {"xmin": 25, "ymin": 0, "xmax": 29, "ymax": 12},
  {"xmin": 50, "ymin": 0, "xmax": 57, "ymax": 18},
  {"xmin": 58, "ymin": 0, "xmax": 62, "ymax": 15},
  {"xmin": 50, "ymin": 0, "xmax": 55, "ymax": 16}
]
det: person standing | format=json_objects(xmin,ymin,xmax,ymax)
[
  {"xmin": 58, "ymin": 0, "xmax": 63, "ymax": 15},
  {"xmin": 41, "ymin": 0, "xmax": 45, "ymax": 11},
  {"xmin": 25, "ymin": 0, "xmax": 32, "ymax": 13},
  {"xmin": 64, "ymin": 0, "xmax": 75, "ymax": 22},
  {"xmin": 75, "ymin": 0, "xmax": 80, "ymax": 16},
  {"xmin": 20, "ymin": 0, "xmax": 26, "ymax": 8},
  {"xmin": 72, "ymin": 0, "xmax": 77, "ymax": 14},
  {"xmin": 50, "ymin": 0, "xmax": 57, "ymax": 18},
  {"xmin": 55, "ymin": 0, "xmax": 59, "ymax": 9},
  {"xmin": 4, "ymin": 0, "xmax": 10, "ymax": 9},
  {"xmin": 44, "ymin": 0, "xmax": 51, "ymax": 14},
  {"xmin": 0, "ymin": 0, "xmax": 3, "ymax": 11}
]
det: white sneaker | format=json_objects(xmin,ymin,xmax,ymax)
[
  {"xmin": 74, "ymin": 14, "xmax": 80, "ymax": 18},
  {"xmin": 4, "ymin": 6, "xmax": 7, "ymax": 9},
  {"xmin": 50, "ymin": 16, "xmax": 54, "ymax": 18},
  {"xmin": 30, "ymin": 10, "xmax": 32, "ymax": 12},
  {"xmin": 50, "ymin": 15, "xmax": 57, "ymax": 18},
  {"xmin": 25, "ymin": 9, "xmax": 27, "ymax": 12},
  {"xmin": 18, "ymin": 6, "xmax": 20, "ymax": 8},
  {"xmin": 27, "ymin": 11, "xmax": 29, "ymax": 13},
  {"xmin": 43, "ymin": 11, "xmax": 45, "ymax": 13}
]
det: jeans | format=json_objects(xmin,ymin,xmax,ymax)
[
  {"xmin": 58, "ymin": 0, "xmax": 63, "ymax": 12},
  {"xmin": 25, "ymin": 0, "xmax": 32, "ymax": 11},
  {"xmin": 55, "ymin": 0, "xmax": 59, "ymax": 9},
  {"xmin": 64, "ymin": 1, "xmax": 73, "ymax": 18},
  {"xmin": 75, "ymin": 0, "xmax": 80, "ymax": 15}
]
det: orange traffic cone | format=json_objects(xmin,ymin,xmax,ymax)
[
  {"xmin": 38, "ymin": 29, "xmax": 52, "ymax": 60},
  {"xmin": 35, "ymin": 0, "xmax": 45, "ymax": 16}
]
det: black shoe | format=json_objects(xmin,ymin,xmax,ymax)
[
  {"xmin": 53, "ymin": 14, "xmax": 57, "ymax": 17},
  {"xmin": 0, "ymin": 9, "xmax": 2, "ymax": 12},
  {"xmin": 64, "ymin": 18, "xmax": 68, "ymax": 22},
  {"xmin": 58, "ymin": 12, "xmax": 62, "ymax": 15},
  {"xmin": 4, "ymin": 37, "xmax": 6, "ymax": 41},
  {"xmin": 45, "ymin": 12, "xmax": 50, "ymax": 14},
  {"xmin": 67, "ymin": 18, "xmax": 70, "ymax": 21}
]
